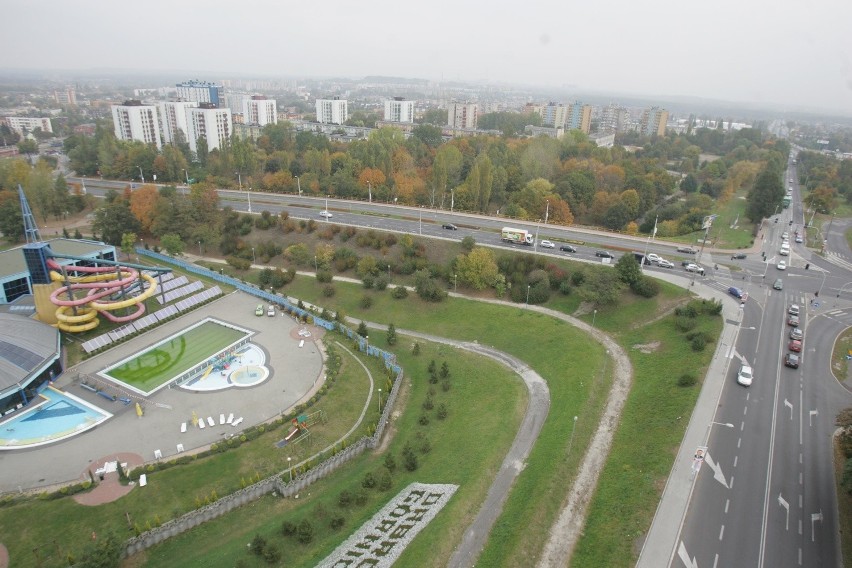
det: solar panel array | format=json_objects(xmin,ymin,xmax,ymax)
[
  {"xmin": 160, "ymin": 275, "xmax": 188, "ymax": 292},
  {"xmin": 108, "ymin": 324, "xmax": 137, "ymax": 342},
  {"xmin": 156, "ymin": 281, "xmax": 204, "ymax": 304},
  {"xmin": 145, "ymin": 270, "xmax": 174, "ymax": 283},
  {"xmin": 153, "ymin": 305, "xmax": 179, "ymax": 320}
]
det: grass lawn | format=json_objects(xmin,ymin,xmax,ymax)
[
  {"xmin": 129, "ymin": 337, "xmax": 526, "ymax": 568},
  {"xmin": 669, "ymin": 191, "xmax": 756, "ymax": 250},
  {"xmin": 104, "ymin": 320, "xmax": 247, "ymax": 393}
]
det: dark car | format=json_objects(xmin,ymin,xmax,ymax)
[
  {"xmin": 681, "ymin": 260, "xmax": 694, "ymax": 267},
  {"xmin": 442, "ymin": 223, "xmax": 458, "ymax": 230},
  {"xmin": 784, "ymin": 353, "xmax": 800, "ymax": 368},
  {"xmin": 560, "ymin": 244, "xmax": 577, "ymax": 253},
  {"xmin": 731, "ymin": 253, "xmax": 747, "ymax": 260},
  {"xmin": 728, "ymin": 287, "xmax": 744, "ymax": 299},
  {"xmin": 595, "ymin": 251, "xmax": 614, "ymax": 259},
  {"xmin": 677, "ymin": 246, "xmax": 698, "ymax": 254}
]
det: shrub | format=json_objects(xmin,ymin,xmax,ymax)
[
  {"xmin": 226, "ymin": 256, "xmax": 251, "ymax": 270},
  {"xmin": 297, "ymin": 519, "xmax": 315, "ymax": 544},
  {"xmin": 571, "ymin": 271, "xmax": 586, "ymax": 286},
  {"xmin": 441, "ymin": 379, "xmax": 451, "ymax": 392},
  {"xmin": 422, "ymin": 396, "xmax": 434, "ymax": 410},
  {"xmin": 674, "ymin": 316, "xmax": 697, "ymax": 332},
  {"xmin": 391, "ymin": 286, "xmax": 408, "ymax": 299},
  {"xmin": 316, "ymin": 270, "xmax": 333, "ymax": 283},
  {"xmin": 418, "ymin": 414, "xmax": 430, "ymax": 425},
  {"xmin": 559, "ymin": 280, "xmax": 572, "ymax": 295},
  {"xmin": 379, "ymin": 469, "xmax": 393, "ymax": 490},
  {"xmin": 678, "ymin": 373, "xmax": 697, "ymax": 387},
  {"xmin": 362, "ymin": 274, "xmax": 375, "ymax": 289},
  {"xmin": 330, "ymin": 516, "xmax": 346, "ymax": 530},
  {"xmin": 375, "ymin": 275, "xmax": 390, "ymax": 291},
  {"xmin": 437, "ymin": 403, "xmax": 448, "ymax": 419},
  {"xmin": 281, "ymin": 521, "xmax": 297, "ymax": 536},
  {"xmin": 631, "ymin": 276, "xmax": 660, "ymax": 298},
  {"xmin": 354, "ymin": 489, "xmax": 369, "ymax": 506},
  {"xmin": 691, "ymin": 335, "xmax": 707, "ymax": 351},
  {"xmin": 362, "ymin": 472, "xmax": 376, "ymax": 489},
  {"xmin": 251, "ymin": 534, "xmax": 268, "ymax": 556},
  {"xmin": 403, "ymin": 445, "xmax": 419, "ymax": 471},
  {"xmin": 322, "ymin": 285, "xmax": 336, "ymax": 297},
  {"xmin": 263, "ymin": 544, "xmax": 281, "ymax": 564},
  {"xmin": 338, "ymin": 490, "xmax": 353, "ymax": 507},
  {"xmin": 359, "ymin": 295, "xmax": 373, "ymax": 309},
  {"xmin": 384, "ymin": 453, "xmax": 397, "ymax": 473}
]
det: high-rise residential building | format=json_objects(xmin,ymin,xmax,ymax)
[
  {"xmin": 316, "ymin": 97, "xmax": 348, "ymax": 124},
  {"xmin": 640, "ymin": 106, "xmax": 669, "ymax": 136},
  {"xmin": 186, "ymin": 104, "xmax": 232, "ymax": 155},
  {"xmin": 111, "ymin": 100, "xmax": 161, "ymax": 149},
  {"xmin": 244, "ymin": 96, "xmax": 277, "ymax": 126},
  {"xmin": 158, "ymin": 101, "xmax": 198, "ymax": 145},
  {"xmin": 2, "ymin": 116, "xmax": 53, "ymax": 136},
  {"xmin": 176, "ymin": 80, "xmax": 224, "ymax": 108},
  {"xmin": 53, "ymin": 87, "xmax": 77, "ymax": 106},
  {"xmin": 447, "ymin": 102, "xmax": 478, "ymax": 129},
  {"xmin": 540, "ymin": 102, "xmax": 569, "ymax": 128},
  {"xmin": 599, "ymin": 103, "xmax": 630, "ymax": 134},
  {"xmin": 384, "ymin": 97, "xmax": 415, "ymax": 123},
  {"xmin": 567, "ymin": 102, "xmax": 592, "ymax": 134}
]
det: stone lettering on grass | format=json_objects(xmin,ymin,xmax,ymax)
[{"xmin": 318, "ymin": 483, "xmax": 458, "ymax": 568}]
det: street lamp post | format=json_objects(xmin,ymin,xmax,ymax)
[
  {"xmin": 136, "ymin": 166, "xmax": 144, "ymax": 184},
  {"xmin": 367, "ymin": 181, "xmax": 372, "ymax": 203},
  {"xmin": 377, "ymin": 388, "xmax": 382, "ymax": 414},
  {"xmin": 526, "ymin": 285, "xmax": 531, "ymax": 305},
  {"xmin": 198, "ymin": 241, "xmax": 201, "ymax": 255},
  {"xmin": 296, "ymin": 175, "xmax": 301, "ymax": 197},
  {"xmin": 314, "ymin": 255, "xmax": 318, "ymax": 272},
  {"xmin": 252, "ymin": 247, "xmax": 256, "ymax": 265},
  {"xmin": 287, "ymin": 457, "xmax": 292, "ymax": 482},
  {"xmin": 419, "ymin": 206, "xmax": 423, "ymax": 235},
  {"xmin": 454, "ymin": 273, "xmax": 457, "ymax": 292},
  {"xmin": 592, "ymin": 309, "xmax": 597, "ymax": 327},
  {"xmin": 534, "ymin": 219, "xmax": 541, "ymax": 252},
  {"xmin": 450, "ymin": 189, "xmax": 454, "ymax": 213},
  {"xmin": 567, "ymin": 415, "xmax": 578, "ymax": 457},
  {"xmin": 247, "ymin": 187, "xmax": 252, "ymax": 214},
  {"xmin": 387, "ymin": 264, "xmax": 391, "ymax": 278},
  {"xmin": 236, "ymin": 172, "xmax": 242, "ymax": 191},
  {"xmin": 325, "ymin": 196, "xmax": 329, "ymax": 221},
  {"xmin": 182, "ymin": 169, "xmax": 189, "ymax": 195}
]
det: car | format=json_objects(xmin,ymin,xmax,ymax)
[
  {"xmin": 646, "ymin": 253, "xmax": 662, "ymax": 263},
  {"xmin": 790, "ymin": 327, "xmax": 803, "ymax": 340},
  {"xmin": 731, "ymin": 253, "xmax": 747, "ymax": 260},
  {"xmin": 788, "ymin": 340, "xmax": 802, "ymax": 352},
  {"xmin": 442, "ymin": 223, "xmax": 458, "ymax": 230},
  {"xmin": 684, "ymin": 263, "xmax": 705, "ymax": 275},
  {"xmin": 677, "ymin": 246, "xmax": 698, "ymax": 254},
  {"xmin": 784, "ymin": 353, "xmax": 800, "ymax": 369},
  {"xmin": 267, "ymin": 305, "xmax": 275, "ymax": 317},
  {"xmin": 777, "ymin": 260, "xmax": 787, "ymax": 270},
  {"xmin": 657, "ymin": 259, "xmax": 674, "ymax": 269},
  {"xmin": 595, "ymin": 250, "xmax": 615, "ymax": 259},
  {"xmin": 737, "ymin": 364, "xmax": 754, "ymax": 387},
  {"xmin": 255, "ymin": 304, "xmax": 264, "ymax": 316},
  {"xmin": 559, "ymin": 244, "xmax": 577, "ymax": 253},
  {"xmin": 540, "ymin": 240, "xmax": 555, "ymax": 249},
  {"xmin": 795, "ymin": 235, "xmax": 803, "ymax": 243},
  {"xmin": 788, "ymin": 304, "xmax": 800, "ymax": 316},
  {"xmin": 788, "ymin": 314, "xmax": 800, "ymax": 326},
  {"xmin": 781, "ymin": 231, "xmax": 789, "ymax": 240},
  {"xmin": 773, "ymin": 278, "xmax": 783, "ymax": 290},
  {"xmin": 319, "ymin": 210, "xmax": 333, "ymax": 218},
  {"xmin": 728, "ymin": 286, "xmax": 744, "ymax": 298}
]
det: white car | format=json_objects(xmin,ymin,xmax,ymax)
[
  {"xmin": 737, "ymin": 364, "xmax": 753, "ymax": 387},
  {"xmin": 657, "ymin": 259, "xmax": 674, "ymax": 269},
  {"xmin": 781, "ymin": 231, "xmax": 789, "ymax": 240},
  {"xmin": 777, "ymin": 260, "xmax": 787, "ymax": 270},
  {"xmin": 540, "ymin": 240, "xmax": 555, "ymax": 249},
  {"xmin": 789, "ymin": 304, "xmax": 800, "ymax": 316},
  {"xmin": 684, "ymin": 263, "xmax": 705, "ymax": 275},
  {"xmin": 319, "ymin": 210, "xmax": 333, "ymax": 218},
  {"xmin": 795, "ymin": 235, "xmax": 803, "ymax": 243},
  {"xmin": 646, "ymin": 253, "xmax": 662, "ymax": 264}
]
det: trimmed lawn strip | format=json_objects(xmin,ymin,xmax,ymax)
[
  {"xmin": 133, "ymin": 339, "xmax": 526, "ymax": 567},
  {"xmin": 0, "ymin": 338, "xmax": 375, "ymax": 566},
  {"xmin": 830, "ymin": 327, "xmax": 852, "ymax": 383},
  {"xmin": 571, "ymin": 310, "xmax": 722, "ymax": 565}
]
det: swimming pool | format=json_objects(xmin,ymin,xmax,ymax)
[
  {"xmin": 0, "ymin": 387, "xmax": 112, "ymax": 450},
  {"xmin": 181, "ymin": 344, "xmax": 269, "ymax": 392}
]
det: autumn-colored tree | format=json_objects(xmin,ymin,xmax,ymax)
[
  {"xmin": 358, "ymin": 168, "xmax": 387, "ymax": 195},
  {"xmin": 455, "ymin": 247, "xmax": 499, "ymax": 291},
  {"xmin": 548, "ymin": 198, "xmax": 574, "ymax": 226},
  {"xmin": 130, "ymin": 185, "xmax": 160, "ymax": 233},
  {"xmin": 315, "ymin": 243, "xmax": 335, "ymax": 270}
]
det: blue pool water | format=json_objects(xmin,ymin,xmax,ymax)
[{"xmin": 0, "ymin": 387, "xmax": 112, "ymax": 449}]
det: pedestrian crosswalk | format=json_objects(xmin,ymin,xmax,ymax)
[{"xmin": 825, "ymin": 251, "xmax": 852, "ymax": 272}]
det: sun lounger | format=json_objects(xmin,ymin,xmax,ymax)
[
  {"xmin": 180, "ymin": 422, "xmax": 187, "ymax": 433},
  {"xmin": 226, "ymin": 413, "xmax": 234, "ymax": 424},
  {"xmin": 198, "ymin": 420, "xmax": 205, "ymax": 429},
  {"xmin": 299, "ymin": 339, "xmax": 305, "ymax": 348},
  {"xmin": 176, "ymin": 443, "xmax": 184, "ymax": 453},
  {"xmin": 207, "ymin": 416, "xmax": 215, "ymax": 427},
  {"xmin": 219, "ymin": 413, "xmax": 225, "ymax": 425},
  {"xmin": 232, "ymin": 417, "xmax": 243, "ymax": 427},
  {"xmin": 154, "ymin": 449, "xmax": 162, "ymax": 459},
  {"xmin": 139, "ymin": 474, "xmax": 147, "ymax": 487}
]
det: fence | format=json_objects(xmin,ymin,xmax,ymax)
[{"xmin": 122, "ymin": 249, "xmax": 404, "ymax": 557}]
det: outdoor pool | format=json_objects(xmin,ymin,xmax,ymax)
[{"xmin": 0, "ymin": 387, "xmax": 112, "ymax": 449}]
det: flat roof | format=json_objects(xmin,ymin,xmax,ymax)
[
  {"xmin": 0, "ymin": 238, "xmax": 115, "ymax": 281},
  {"xmin": 0, "ymin": 312, "xmax": 60, "ymax": 392}
]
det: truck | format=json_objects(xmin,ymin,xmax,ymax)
[
  {"xmin": 501, "ymin": 227, "xmax": 534, "ymax": 245},
  {"xmin": 782, "ymin": 195, "xmax": 792, "ymax": 208}
]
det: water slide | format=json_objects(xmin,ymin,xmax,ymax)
[{"xmin": 47, "ymin": 259, "xmax": 159, "ymax": 332}]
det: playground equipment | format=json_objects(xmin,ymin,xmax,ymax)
[
  {"xmin": 276, "ymin": 410, "xmax": 326, "ymax": 448},
  {"xmin": 47, "ymin": 258, "xmax": 159, "ymax": 332}
]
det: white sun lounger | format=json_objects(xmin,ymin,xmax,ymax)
[
  {"xmin": 232, "ymin": 417, "xmax": 243, "ymax": 427},
  {"xmin": 198, "ymin": 419, "xmax": 205, "ymax": 429},
  {"xmin": 139, "ymin": 474, "xmax": 147, "ymax": 487},
  {"xmin": 207, "ymin": 416, "xmax": 215, "ymax": 427},
  {"xmin": 219, "ymin": 413, "xmax": 225, "ymax": 425},
  {"xmin": 180, "ymin": 422, "xmax": 187, "ymax": 433},
  {"xmin": 226, "ymin": 413, "xmax": 234, "ymax": 424}
]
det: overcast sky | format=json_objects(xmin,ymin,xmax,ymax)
[{"xmin": 3, "ymin": 0, "xmax": 851, "ymax": 115}]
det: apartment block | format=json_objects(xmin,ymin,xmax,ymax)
[
  {"xmin": 110, "ymin": 101, "xmax": 161, "ymax": 149},
  {"xmin": 640, "ymin": 106, "xmax": 669, "ymax": 136},
  {"xmin": 176, "ymin": 80, "xmax": 224, "ymax": 108},
  {"xmin": 244, "ymin": 96, "xmax": 277, "ymax": 126},
  {"xmin": 2, "ymin": 116, "xmax": 53, "ymax": 136},
  {"xmin": 158, "ymin": 101, "xmax": 198, "ymax": 144},
  {"xmin": 384, "ymin": 97, "xmax": 415, "ymax": 123},
  {"xmin": 447, "ymin": 102, "xmax": 478, "ymax": 129},
  {"xmin": 316, "ymin": 97, "xmax": 348, "ymax": 125},
  {"xmin": 567, "ymin": 102, "xmax": 592, "ymax": 134},
  {"xmin": 186, "ymin": 104, "xmax": 232, "ymax": 155}
]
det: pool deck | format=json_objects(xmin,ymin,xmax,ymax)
[{"xmin": 0, "ymin": 291, "xmax": 325, "ymax": 494}]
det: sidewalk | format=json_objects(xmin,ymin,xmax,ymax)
[{"xmin": 636, "ymin": 271, "xmax": 744, "ymax": 567}]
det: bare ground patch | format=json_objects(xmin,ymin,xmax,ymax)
[{"xmin": 632, "ymin": 341, "xmax": 661, "ymax": 354}]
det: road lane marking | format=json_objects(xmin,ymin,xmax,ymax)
[
  {"xmin": 719, "ymin": 524, "xmax": 725, "ymax": 540},
  {"xmin": 733, "ymin": 455, "xmax": 738, "ymax": 467},
  {"xmin": 725, "ymin": 499, "xmax": 730, "ymax": 513}
]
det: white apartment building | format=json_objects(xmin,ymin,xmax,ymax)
[
  {"xmin": 2, "ymin": 116, "xmax": 53, "ymax": 136},
  {"xmin": 187, "ymin": 105, "xmax": 232, "ymax": 155},
  {"xmin": 244, "ymin": 96, "xmax": 277, "ymax": 126},
  {"xmin": 53, "ymin": 88, "xmax": 77, "ymax": 106},
  {"xmin": 176, "ymin": 80, "xmax": 224, "ymax": 108},
  {"xmin": 447, "ymin": 102, "xmax": 478, "ymax": 129},
  {"xmin": 316, "ymin": 97, "xmax": 348, "ymax": 125},
  {"xmin": 110, "ymin": 101, "xmax": 161, "ymax": 149},
  {"xmin": 158, "ymin": 101, "xmax": 198, "ymax": 144},
  {"xmin": 225, "ymin": 93, "xmax": 252, "ymax": 116},
  {"xmin": 384, "ymin": 97, "xmax": 415, "ymax": 123}
]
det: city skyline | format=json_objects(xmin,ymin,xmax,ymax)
[{"xmin": 2, "ymin": 0, "xmax": 850, "ymax": 117}]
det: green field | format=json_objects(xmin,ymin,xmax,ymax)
[{"xmin": 103, "ymin": 320, "xmax": 247, "ymax": 392}]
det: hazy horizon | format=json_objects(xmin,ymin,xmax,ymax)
[{"xmin": 3, "ymin": 0, "xmax": 850, "ymax": 117}]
